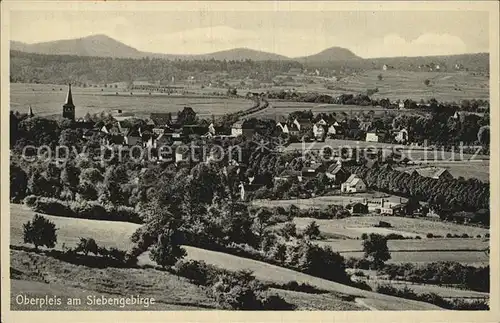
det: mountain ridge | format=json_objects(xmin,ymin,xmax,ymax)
[
  {"xmin": 11, "ymin": 34, "xmax": 488, "ymax": 65},
  {"xmin": 10, "ymin": 34, "xmax": 362, "ymax": 61}
]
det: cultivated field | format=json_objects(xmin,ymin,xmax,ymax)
[
  {"xmin": 301, "ymin": 70, "xmax": 488, "ymax": 102},
  {"xmin": 10, "ymin": 83, "xmax": 253, "ymax": 119}
]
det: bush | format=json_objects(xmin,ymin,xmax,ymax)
[
  {"xmin": 374, "ymin": 221, "xmax": 391, "ymax": 228},
  {"xmin": 23, "ymin": 214, "xmax": 57, "ymax": 249},
  {"xmin": 476, "ymin": 234, "xmax": 482, "ymax": 238},
  {"xmin": 304, "ymin": 221, "xmax": 320, "ymax": 239},
  {"xmin": 485, "ymin": 233, "xmax": 490, "ymax": 238},
  {"xmin": 415, "ymin": 236, "xmax": 421, "ymax": 240},
  {"xmin": 75, "ymin": 237, "xmax": 99, "ymax": 255},
  {"xmin": 23, "ymin": 195, "xmax": 38, "ymax": 207},
  {"xmin": 259, "ymin": 294, "xmax": 296, "ymax": 310},
  {"xmin": 350, "ymin": 279, "xmax": 372, "ymax": 291},
  {"xmin": 26, "ymin": 197, "xmax": 142, "ymax": 223},
  {"xmin": 462, "ymin": 233, "xmax": 469, "ymax": 238},
  {"xmin": 426, "ymin": 233, "xmax": 434, "ymax": 238},
  {"xmin": 385, "ymin": 233, "xmax": 407, "ymax": 240},
  {"xmin": 31, "ymin": 197, "xmax": 75, "ymax": 217},
  {"xmin": 268, "ymin": 281, "xmax": 328, "ymax": 294},
  {"xmin": 174, "ymin": 260, "xmax": 221, "ymax": 286},
  {"xmin": 446, "ymin": 233, "xmax": 453, "ymax": 238}
]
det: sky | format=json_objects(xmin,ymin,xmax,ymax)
[{"xmin": 10, "ymin": 10, "xmax": 489, "ymax": 58}]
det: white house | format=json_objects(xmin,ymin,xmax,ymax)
[
  {"xmin": 394, "ymin": 128, "xmax": 409, "ymax": 143},
  {"xmin": 313, "ymin": 123, "xmax": 326, "ymax": 139},
  {"xmin": 365, "ymin": 132, "xmax": 379, "ymax": 142},
  {"xmin": 341, "ymin": 174, "xmax": 367, "ymax": 193}
]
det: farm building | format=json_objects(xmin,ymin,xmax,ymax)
[
  {"xmin": 341, "ymin": 174, "xmax": 366, "ymax": 193},
  {"xmin": 409, "ymin": 167, "xmax": 453, "ymax": 180}
]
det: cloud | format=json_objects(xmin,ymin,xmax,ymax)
[{"xmin": 356, "ymin": 33, "xmax": 468, "ymax": 58}]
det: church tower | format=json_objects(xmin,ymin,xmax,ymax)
[
  {"xmin": 28, "ymin": 105, "xmax": 34, "ymax": 117},
  {"xmin": 62, "ymin": 84, "xmax": 75, "ymax": 120}
]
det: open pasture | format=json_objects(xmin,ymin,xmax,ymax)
[
  {"xmin": 10, "ymin": 204, "xmax": 139, "ymax": 251},
  {"xmin": 10, "ymin": 83, "xmax": 252, "ymax": 119},
  {"xmin": 292, "ymin": 215, "xmax": 489, "ymax": 239},
  {"xmin": 317, "ymin": 238, "xmax": 489, "ymax": 253},
  {"xmin": 340, "ymin": 250, "xmax": 488, "ymax": 266}
]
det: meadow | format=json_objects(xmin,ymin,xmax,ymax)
[
  {"xmin": 293, "ymin": 215, "xmax": 490, "ymax": 238},
  {"xmin": 396, "ymin": 161, "xmax": 490, "ymax": 182},
  {"xmin": 10, "ymin": 83, "xmax": 253, "ymax": 119}
]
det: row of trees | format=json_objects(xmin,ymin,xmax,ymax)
[{"xmin": 348, "ymin": 164, "xmax": 489, "ymax": 219}]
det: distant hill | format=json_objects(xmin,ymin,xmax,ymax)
[
  {"xmin": 298, "ymin": 47, "xmax": 361, "ymax": 62},
  {"xmin": 11, "ymin": 35, "xmax": 289, "ymax": 61},
  {"xmin": 10, "ymin": 35, "xmax": 143, "ymax": 58}
]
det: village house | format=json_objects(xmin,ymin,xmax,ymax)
[
  {"xmin": 341, "ymin": 174, "xmax": 366, "ymax": 193},
  {"xmin": 301, "ymin": 162, "xmax": 326, "ymax": 178},
  {"xmin": 312, "ymin": 123, "xmax": 327, "ymax": 140},
  {"xmin": 327, "ymin": 122, "xmax": 343, "ymax": 138},
  {"xmin": 231, "ymin": 120, "xmax": 254, "ymax": 138},
  {"xmin": 124, "ymin": 127, "xmax": 142, "ymax": 146},
  {"xmin": 325, "ymin": 161, "xmax": 350, "ymax": 186},
  {"xmin": 365, "ymin": 132, "xmax": 379, "ymax": 142}
]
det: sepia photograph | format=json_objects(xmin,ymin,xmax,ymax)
[{"xmin": 1, "ymin": 1, "xmax": 499, "ymax": 321}]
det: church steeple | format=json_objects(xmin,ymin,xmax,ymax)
[
  {"xmin": 28, "ymin": 105, "xmax": 34, "ymax": 117},
  {"xmin": 62, "ymin": 84, "xmax": 75, "ymax": 120},
  {"xmin": 64, "ymin": 83, "xmax": 74, "ymax": 108}
]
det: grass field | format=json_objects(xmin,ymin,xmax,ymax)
[
  {"xmin": 253, "ymin": 193, "xmax": 408, "ymax": 210},
  {"xmin": 10, "ymin": 83, "xmax": 253, "ymax": 119},
  {"xmin": 293, "ymin": 216, "xmax": 489, "ymax": 239},
  {"xmin": 10, "ymin": 204, "xmax": 140, "ymax": 251},
  {"xmin": 182, "ymin": 246, "xmax": 440, "ymax": 310},
  {"xmin": 317, "ymin": 238, "xmax": 489, "ymax": 253},
  {"xmin": 9, "ymin": 203, "xmax": 443, "ymax": 310},
  {"xmin": 396, "ymin": 161, "xmax": 490, "ymax": 182},
  {"xmin": 341, "ymin": 251, "xmax": 488, "ymax": 266}
]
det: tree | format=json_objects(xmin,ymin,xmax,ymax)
[
  {"xmin": 377, "ymin": 74, "xmax": 383, "ymax": 81},
  {"xmin": 280, "ymin": 222, "xmax": 297, "ymax": 240},
  {"xmin": 477, "ymin": 126, "xmax": 490, "ymax": 145},
  {"xmin": 149, "ymin": 228, "xmax": 186, "ymax": 268},
  {"xmin": 362, "ymin": 233, "xmax": 391, "ymax": 268},
  {"xmin": 304, "ymin": 221, "xmax": 320, "ymax": 239},
  {"xmin": 424, "ymin": 79, "xmax": 431, "ymax": 87},
  {"xmin": 177, "ymin": 107, "xmax": 197, "ymax": 125},
  {"xmin": 23, "ymin": 214, "xmax": 57, "ymax": 250},
  {"xmin": 10, "ymin": 164, "xmax": 28, "ymax": 201},
  {"xmin": 75, "ymin": 237, "xmax": 99, "ymax": 255}
]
